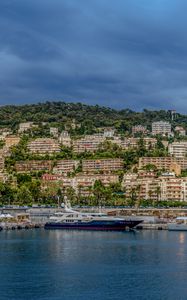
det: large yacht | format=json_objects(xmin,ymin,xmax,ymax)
[{"xmin": 44, "ymin": 203, "xmax": 143, "ymax": 231}]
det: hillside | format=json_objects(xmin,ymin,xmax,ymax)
[{"xmin": 0, "ymin": 101, "xmax": 186, "ymax": 132}]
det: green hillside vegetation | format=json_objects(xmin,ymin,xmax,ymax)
[{"xmin": 0, "ymin": 101, "xmax": 186, "ymax": 133}]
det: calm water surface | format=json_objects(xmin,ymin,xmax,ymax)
[{"xmin": 0, "ymin": 229, "xmax": 187, "ymax": 300}]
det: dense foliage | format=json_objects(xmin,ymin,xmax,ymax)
[{"xmin": 0, "ymin": 101, "xmax": 186, "ymax": 133}]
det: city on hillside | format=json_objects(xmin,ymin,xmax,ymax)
[{"xmin": 0, "ymin": 102, "xmax": 187, "ymax": 207}]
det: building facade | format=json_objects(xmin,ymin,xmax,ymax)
[
  {"xmin": 52, "ymin": 160, "xmax": 80, "ymax": 175},
  {"xmin": 82, "ymin": 159, "xmax": 124, "ymax": 173},
  {"xmin": 5, "ymin": 135, "xmax": 20, "ymax": 148},
  {"xmin": 72, "ymin": 136, "xmax": 104, "ymax": 153},
  {"xmin": 152, "ymin": 121, "xmax": 171, "ymax": 136},
  {"xmin": 169, "ymin": 142, "xmax": 187, "ymax": 158},
  {"xmin": 15, "ymin": 160, "xmax": 53, "ymax": 172},
  {"xmin": 122, "ymin": 172, "xmax": 187, "ymax": 202},
  {"xmin": 28, "ymin": 138, "xmax": 60, "ymax": 154},
  {"xmin": 132, "ymin": 125, "xmax": 147, "ymax": 135}
]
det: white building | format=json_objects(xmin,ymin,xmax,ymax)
[
  {"xmin": 103, "ymin": 128, "xmax": 115, "ymax": 138},
  {"xmin": 169, "ymin": 142, "xmax": 187, "ymax": 159},
  {"xmin": 152, "ymin": 121, "xmax": 171, "ymax": 136},
  {"xmin": 59, "ymin": 131, "xmax": 71, "ymax": 147},
  {"xmin": 175, "ymin": 126, "xmax": 186, "ymax": 136},
  {"xmin": 28, "ymin": 138, "xmax": 60, "ymax": 154},
  {"xmin": 50, "ymin": 127, "xmax": 59, "ymax": 138},
  {"xmin": 18, "ymin": 122, "xmax": 34, "ymax": 133}
]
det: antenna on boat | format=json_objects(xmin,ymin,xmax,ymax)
[{"xmin": 63, "ymin": 195, "xmax": 75, "ymax": 213}]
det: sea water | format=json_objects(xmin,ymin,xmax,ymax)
[{"xmin": 0, "ymin": 229, "xmax": 187, "ymax": 300}]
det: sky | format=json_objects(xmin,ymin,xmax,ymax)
[{"xmin": 0, "ymin": 0, "xmax": 187, "ymax": 112}]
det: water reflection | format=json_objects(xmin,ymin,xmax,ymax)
[{"xmin": 179, "ymin": 232, "xmax": 185, "ymax": 244}]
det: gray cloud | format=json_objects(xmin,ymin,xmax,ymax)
[{"xmin": 0, "ymin": 0, "xmax": 187, "ymax": 112}]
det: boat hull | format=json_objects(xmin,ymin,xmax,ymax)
[
  {"xmin": 168, "ymin": 224, "xmax": 187, "ymax": 231},
  {"xmin": 44, "ymin": 220, "xmax": 142, "ymax": 231}
]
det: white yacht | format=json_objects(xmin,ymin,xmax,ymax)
[
  {"xmin": 44, "ymin": 204, "xmax": 142, "ymax": 231},
  {"xmin": 168, "ymin": 217, "xmax": 187, "ymax": 231}
]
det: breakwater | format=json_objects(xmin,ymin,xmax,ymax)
[{"xmin": 0, "ymin": 223, "xmax": 43, "ymax": 230}]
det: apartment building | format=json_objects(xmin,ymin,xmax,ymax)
[
  {"xmin": 72, "ymin": 135, "xmax": 157, "ymax": 152},
  {"xmin": 75, "ymin": 174, "xmax": 119, "ymax": 196},
  {"xmin": 59, "ymin": 131, "xmax": 71, "ymax": 147},
  {"xmin": 132, "ymin": 125, "xmax": 147, "ymax": 135},
  {"xmin": 50, "ymin": 127, "xmax": 59, "ymax": 137},
  {"xmin": 109, "ymin": 136, "xmax": 123, "ymax": 147},
  {"xmin": 42, "ymin": 174, "xmax": 72, "ymax": 188},
  {"xmin": 18, "ymin": 122, "xmax": 34, "ymax": 133},
  {"xmin": 5, "ymin": 135, "xmax": 20, "ymax": 148},
  {"xmin": 72, "ymin": 136, "xmax": 104, "ymax": 153},
  {"xmin": 0, "ymin": 128, "xmax": 12, "ymax": 140},
  {"xmin": 82, "ymin": 159, "xmax": 124, "ymax": 173},
  {"xmin": 28, "ymin": 138, "xmax": 60, "ymax": 154},
  {"xmin": 122, "ymin": 172, "xmax": 187, "ymax": 202},
  {"xmin": 168, "ymin": 142, "xmax": 187, "ymax": 158},
  {"xmin": 122, "ymin": 173, "xmax": 160, "ymax": 201},
  {"xmin": 75, "ymin": 174, "xmax": 119, "ymax": 188},
  {"xmin": 42, "ymin": 174, "xmax": 119, "ymax": 196},
  {"xmin": 103, "ymin": 128, "xmax": 115, "ymax": 138},
  {"xmin": 160, "ymin": 176, "xmax": 184, "ymax": 201},
  {"xmin": 15, "ymin": 160, "xmax": 53, "ymax": 173},
  {"xmin": 139, "ymin": 157, "xmax": 173, "ymax": 170},
  {"xmin": 175, "ymin": 126, "xmax": 186, "ymax": 136},
  {"xmin": 121, "ymin": 138, "xmax": 157, "ymax": 150},
  {"xmin": 152, "ymin": 121, "xmax": 172, "ymax": 136},
  {"xmin": 175, "ymin": 158, "xmax": 187, "ymax": 170},
  {"xmin": 139, "ymin": 156, "xmax": 187, "ymax": 172},
  {"xmin": 52, "ymin": 160, "xmax": 80, "ymax": 175},
  {"xmin": 0, "ymin": 128, "xmax": 11, "ymax": 134}
]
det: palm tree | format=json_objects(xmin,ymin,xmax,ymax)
[
  {"xmin": 135, "ymin": 184, "xmax": 142, "ymax": 208},
  {"xmin": 129, "ymin": 186, "xmax": 137, "ymax": 207},
  {"xmin": 148, "ymin": 189, "xmax": 154, "ymax": 206},
  {"xmin": 66, "ymin": 187, "xmax": 76, "ymax": 205},
  {"xmin": 76, "ymin": 184, "xmax": 83, "ymax": 206},
  {"xmin": 93, "ymin": 180, "xmax": 105, "ymax": 206},
  {"xmin": 155, "ymin": 186, "xmax": 161, "ymax": 206}
]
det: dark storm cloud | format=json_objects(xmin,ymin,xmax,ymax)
[{"xmin": 1, "ymin": 0, "xmax": 187, "ymax": 111}]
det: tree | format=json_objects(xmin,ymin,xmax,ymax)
[
  {"xmin": 129, "ymin": 186, "xmax": 137, "ymax": 207},
  {"xmin": 28, "ymin": 180, "xmax": 41, "ymax": 203},
  {"xmin": 135, "ymin": 184, "xmax": 142, "ymax": 208},
  {"xmin": 66, "ymin": 187, "xmax": 76, "ymax": 205},
  {"xmin": 137, "ymin": 138, "xmax": 147, "ymax": 157},
  {"xmin": 16, "ymin": 185, "xmax": 33, "ymax": 205},
  {"xmin": 148, "ymin": 189, "xmax": 153, "ymax": 200},
  {"xmin": 155, "ymin": 186, "xmax": 161, "ymax": 205},
  {"xmin": 93, "ymin": 180, "xmax": 105, "ymax": 206}
]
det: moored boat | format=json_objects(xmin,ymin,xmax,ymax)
[
  {"xmin": 168, "ymin": 217, "xmax": 187, "ymax": 231},
  {"xmin": 44, "ymin": 206, "xmax": 142, "ymax": 231}
]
